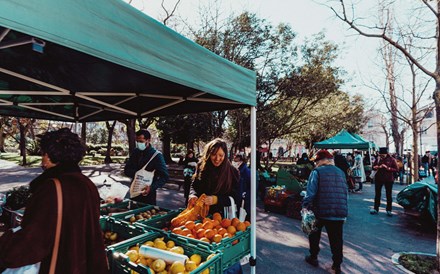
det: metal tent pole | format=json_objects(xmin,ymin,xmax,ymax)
[{"xmin": 250, "ymin": 106, "xmax": 257, "ymax": 274}]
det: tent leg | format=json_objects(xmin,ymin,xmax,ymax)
[{"xmin": 250, "ymin": 106, "xmax": 257, "ymax": 274}]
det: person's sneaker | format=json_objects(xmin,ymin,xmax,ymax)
[
  {"xmin": 370, "ymin": 209, "xmax": 378, "ymax": 215},
  {"xmin": 386, "ymin": 211, "xmax": 392, "ymax": 217},
  {"xmin": 332, "ymin": 265, "xmax": 342, "ymax": 274},
  {"xmin": 305, "ymin": 255, "xmax": 319, "ymax": 267},
  {"xmin": 354, "ymin": 189, "xmax": 362, "ymax": 193}
]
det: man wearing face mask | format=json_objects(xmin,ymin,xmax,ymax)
[{"xmin": 124, "ymin": 129, "xmax": 169, "ymax": 205}]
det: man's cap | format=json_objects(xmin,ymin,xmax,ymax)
[
  {"xmin": 379, "ymin": 147, "xmax": 389, "ymax": 154},
  {"xmin": 314, "ymin": 149, "xmax": 334, "ymax": 162}
]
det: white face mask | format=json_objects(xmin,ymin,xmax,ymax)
[
  {"xmin": 232, "ymin": 161, "xmax": 241, "ymax": 169},
  {"xmin": 136, "ymin": 142, "xmax": 147, "ymax": 151}
]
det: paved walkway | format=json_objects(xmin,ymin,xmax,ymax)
[{"xmin": 0, "ymin": 160, "xmax": 436, "ymax": 273}]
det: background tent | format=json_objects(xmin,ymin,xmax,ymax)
[
  {"xmin": 0, "ymin": 0, "xmax": 258, "ymax": 273},
  {"xmin": 314, "ymin": 129, "xmax": 372, "ymax": 150}
]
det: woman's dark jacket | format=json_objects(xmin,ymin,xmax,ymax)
[
  {"xmin": 190, "ymin": 165, "xmax": 240, "ymax": 215},
  {"xmin": 0, "ymin": 163, "xmax": 109, "ymax": 273}
]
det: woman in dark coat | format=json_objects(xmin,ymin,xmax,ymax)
[
  {"xmin": 189, "ymin": 138, "xmax": 240, "ymax": 215},
  {"xmin": 0, "ymin": 128, "xmax": 109, "ymax": 274}
]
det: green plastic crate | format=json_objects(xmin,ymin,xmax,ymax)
[
  {"xmin": 100, "ymin": 217, "xmax": 149, "ymax": 250},
  {"xmin": 168, "ymin": 227, "xmax": 251, "ymax": 270},
  {"xmin": 135, "ymin": 208, "xmax": 184, "ymax": 230},
  {"xmin": 100, "ymin": 199, "xmax": 148, "ymax": 216},
  {"xmin": 110, "ymin": 205, "xmax": 171, "ymax": 225},
  {"xmin": 108, "ymin": 231, "xmax": 222, "ymax": 274}
]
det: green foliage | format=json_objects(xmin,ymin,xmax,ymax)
[{"xmin": 399, "ymin": 254, "xmax": 437, "ymax": 274}]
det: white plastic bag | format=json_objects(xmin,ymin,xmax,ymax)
[
  {"xmin": 224, "ymin": 196, "xmax": 237, "ymax": 219},
  {"xmin": 130, "ymin": 151, "xmax": 159, "ymax": 198},
  {"xmin": 2, "ymin": 263, "xmax": 41, "ymax": 274},
  {"xmin": 98, "ymin": 182, "xmax": 129, "ymax": 203},
  {"xmin": 301, "ymin": 209, "xmax": 318, "ymax": 235}
]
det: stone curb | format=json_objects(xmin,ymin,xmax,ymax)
[{"xmin": 391, "ymin": 252, "xmax": 436, "ymax": 274}]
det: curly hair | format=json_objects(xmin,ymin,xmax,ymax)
[{"xmin": 39, "ymin": 128, "xmax": 86, "ymax": 164}]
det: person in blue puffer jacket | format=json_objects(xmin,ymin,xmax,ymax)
[{"xmin": 302, "ymin": 149, "xmax": 348, "ymax": 274}]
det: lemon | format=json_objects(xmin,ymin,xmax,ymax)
[
  {"xmin": 169, "ymin": 246, "xmax": 184, "ymax": 254},
  {"xmin": 206, "ymin": 254, "xmax": 216, "ymax": 261},
  {"xmin": 143, "ymin": 241, "xmax": 154, "ymax": 247},
  {"xmin": 151, "ymin": 259, "xmax": 166, "ymax": 272},
  {"xmin": 148, "ymin": 268, "xmax": 155, "ymax": 274},
  {"xmin": 154, "ymin": 237, "xmax": 165, "ymax": 244},
  {"xmin": 166, "ymin": 240, "xmax": 176, "ymax": 248},
  {"xmin": 185, "ymin": 260, "xmax": 197, "ymax": 272},
  {"xmin": 199, "ymin": 263, "xmax": 210, "ymax": 274},
  {"xmin": 125, "ymin": 250, "xmax": 139, "ymax": 262},
  {"xmin": 146, "ymin": 258, "xmax": 154, "ymax": 267},
  {"xmin": 129, "ymin": 244, "xmax": 140, "ymax": 253},
  {"xmin": 190, "ymin": 254, "xmax": 202, "ymax": 265},
  {"xmin": 170, "ymin": 261, "xmax": 186, "ymax": 274},
  {"xmin": 154, "ymin": 240, "xmax": 167, "ymax": 250}
]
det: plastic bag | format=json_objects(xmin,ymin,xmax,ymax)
[
  {"xmin": 301, "ymin": 209, "xmax": 318, "ymax": 235},
  {"xmin": 98, "ymin": 182, "xmax": 129, "ymax": 203}
]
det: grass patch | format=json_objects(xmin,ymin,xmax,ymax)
[
  {"xmin": 0, "ymin": 152, "xmax": 127, "ymax": 167},
  {"xmin": 399, "ymin": 254, "xmax": 438, "ymax": 274}
]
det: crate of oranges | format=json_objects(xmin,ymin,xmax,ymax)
[
  {"xmin": 109, "ymin": 231, "xmax": 222, "ymax": 274},
  {"xmin": 167, "ymin": 212, "xmax": 251, "ymax": 271}
]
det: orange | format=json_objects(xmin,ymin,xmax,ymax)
[
  {"xmin": 215, "ymin": 225, "xmax": 222, "ymax": 230},
  {"xmin": 182, "ymin": 228, "xmax": 192, "ymax": 236},
  {"xmin": 186, "ymin": 234, "xmax": 195, "ymax": 238},
  {"xmin": 236, "ymin": 222, "xmax": 246, "ymax": 232},
  {"xmin": 196, "ymin": 228, "xmax": 206, "ymax": 239},
  {"xmin": 244, "ymin": 221, "xmax": 251, "ymax": 227},
  {"xmin": 202, "ymin": 221, "xmax": 214, "ymax": 230},
  {"xmin": 172, "ymin": 227, "xmax": 183, "ymax": 235},
  {"xmin": 204, "ymin": 229, "xmax": 215, "ymax": 240},
  {"xmin": 212, "ymin": 212, "xmax": 222, "ymax": 222},
  {"xmin": 223, "ymin": 233, "xmax": 231, "ymax": 238},
  {"xmin": 202, "ymin": 217, "xmax": 212, "ymax": 223},
  {"xmin": 231, "ymin": 218, "xmax": 240, "ymax": 228},
  {"xmin": 217, "ymin": 228, "xmax": 227, "ymax": 236},
  {"xmin": 221, "ymin": 219, "xmax": 231, "ymax": 228},
  {"xmin": 185, "ymin": 221, "xmax": 195, "ymax": 230},
  {"xmin": 212, "ymin": 219, "xmax": 220, "ymax": 227},
  {"xmin": 226, "ymin": 225, "xmax": 236, "ymax": 235},
  {"xmin": 199, "ymin": 237, "xmax": 210, "ymax": 243},
  {"xmin": 194, "ymin": 223, "xmax": 203, "ymax": 231},
  {"xmin": 212, "ymin": 234, "xmax": 222, "ymax": 243}
]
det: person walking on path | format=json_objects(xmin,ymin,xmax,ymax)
[
  {"xmin": 124, "ymin": 129, "xmax": 169, "ymax": 205},
  {"xmin": 352, "ymin": 151, "xmax": 366, "ymax": 193},
  {"xmin": 302, "ymin": 149, "xmax": 348, "ymax": 274},
  {"xmin": 370, "ymin": 147, "xmax": 398, "ymax": 216}
]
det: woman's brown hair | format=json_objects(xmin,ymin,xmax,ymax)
[{"xmin": 195, "ymin": 138, "xmax": 238, "ymax": 193}]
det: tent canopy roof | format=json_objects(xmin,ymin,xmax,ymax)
[
  {"xmin": 314, "ymin": 129, "xmax": 373, "ymax": 150},
  {"xmin": 0, "ymin": 0, "xmax": 256, "ymax": 122}
]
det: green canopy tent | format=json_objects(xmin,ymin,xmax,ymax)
[
  {"xmin": 0, "ymin": 0, "xmax": 255, "ymax": 121},
  {"xmin": 0, "ymin": 0, "xmax": 258, "ymax": 272},
  {"xmin": 314, "ymin": 129, "xmax": 372, "ymax": 150}
]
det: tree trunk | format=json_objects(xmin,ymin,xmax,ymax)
[
  {"xmin": 161, "ymin": 133, "xmax": 173, "ymax": 164},
  {"xmin": 104, "ymin": 121, "xmax": 116, "ymax": 164},
  {"xmin": 124, "ymin": 119, "xmax": 136, "ymax": 154},
  {"xmin": 434, "ymin": 82, "xmax": 440, "ymax": 269},
  {"xmin": 18, "ymin": 119, "xmax": 27, "ymax": 166},
  {"xmin": 0, "ymin": 131, "xmax": 5, "ymax": 153},
  {"xmin": 81, "ymin": 122, "xmax": 87, "ymax": 143},
  {"xmin": 411, "ymin": 126, "xmax": 419, "ymax": 182}
]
